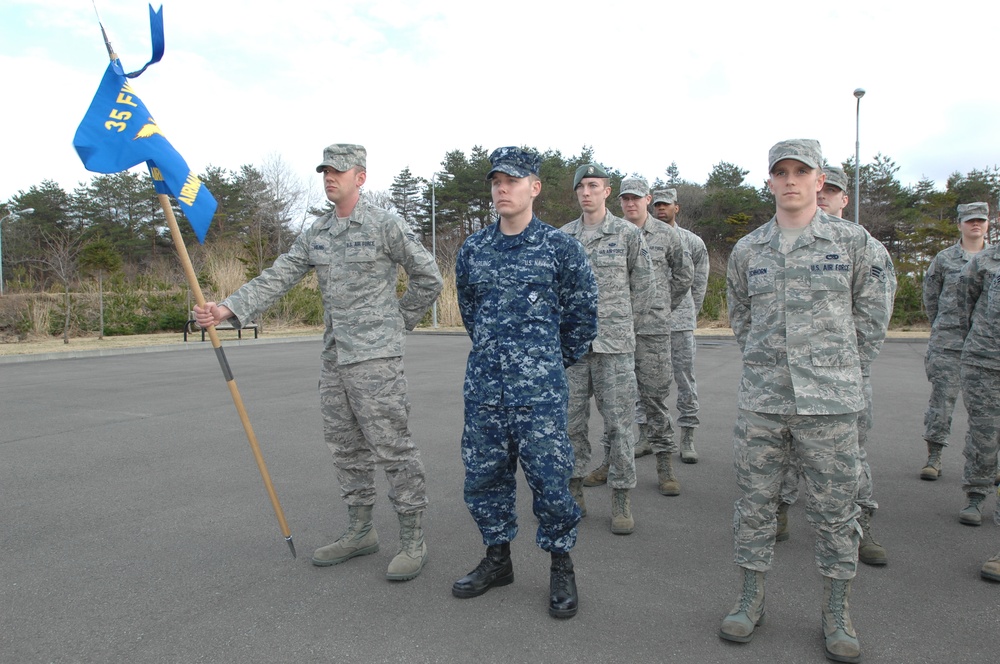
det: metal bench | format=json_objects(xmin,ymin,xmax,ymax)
[{"xmin": 184, "ymin": 311, "xmax": 260, "ymax": 342}]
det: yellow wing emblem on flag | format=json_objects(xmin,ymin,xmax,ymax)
[{"xmin": 134, "ymin": 118, "xmax": 164, "ymax": 140}]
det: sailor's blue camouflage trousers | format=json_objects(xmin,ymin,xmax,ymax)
[{"xmin": 462, "ymin": 400, "xmax": 580, "ymax": 553}]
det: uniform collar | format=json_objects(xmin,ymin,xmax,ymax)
[
  {"xmin": 319, "ymin": 200, "xmax": 367, "ymax": 236},
  {"xmin": 753, "ymin": 208, "xmax": 831, "ymax": 246},
  {"xmin": 488, "ymin": 215, "xmax": 543, "ymax": 247}
]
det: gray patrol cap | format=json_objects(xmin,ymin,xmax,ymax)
[
  {"xmin": 619, "ymin": 177, "xmax": 650, "ymax": 198},
  {"xmin": 652, "ymin": 188, "xmax": 677, "ymax": 205},
  {"xmin": 573, "ymin": 163, "xmax": 610, "ymax": 189},
  {"xmin": 486, "ymin": 146, "xmax": 541, "ymax": 179},
  {"xmin": 316, "ymin": 144, "xmax": 367, "ymax": 173},
  {"xmin": 958, "ymin": 202, "xmax": 989, "ymax": 223},
  {"xmin": 822, "ymin": 166, "xmax": 849, "ymax": 192},
  {"xmin": 768, "ymin": 139, "xmax": 822, "ymax": 172}
]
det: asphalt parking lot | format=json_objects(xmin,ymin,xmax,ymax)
[{"xmin": 0, "ymin": 333, "xmax": 996, "ymax": 663}]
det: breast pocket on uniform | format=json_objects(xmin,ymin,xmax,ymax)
[
  {"xmin": 983, "ymin": 273, "xmax": 1000, "ymax": 330},
  {"xmin": 504, "ymin": 271, "xmax": 555, "ymax": 321},
  {"xmin": 809, "ymin": 259, "xmax": 853, "ymax": 324},
  {"xmin": 647, "ymin": 245, "xmax": 666, "ymax": 267},
  {"xmin": 308, "ymin": 242, "xmax": 333, "ymax": 288},
  {"xmin": 308, "ymin": 242, "xmax": 333, "ymax": 267},
  {"xmin": 593, "ymin": 250, "xmax": 628, "ymax": 271},
  {"xmin": 809, "ymin": 259, "xmax": 856, "ymax": 366},
  {"xmin": 746, "ymin": 265, "xmax": 776, "ymax": 327},
  {"xmin": 344, "ymin": 241, "xmax": 378, "ymax": 264}
]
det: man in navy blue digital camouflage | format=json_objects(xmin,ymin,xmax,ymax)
[{"xmin": 452, "ymin": 146, "xmax": 598, "ymax": 619}]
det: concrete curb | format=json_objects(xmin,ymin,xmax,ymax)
[
  {"xmin": 0, "ymin": 329, "xmax": 476, "ymax": 364},
  {"xmin": 0, "ymin": 326, "xmax": 926, "ymax": 364}
]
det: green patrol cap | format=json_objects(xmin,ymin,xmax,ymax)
[{"xmin": 573, "ymin": 163, "xmax": 610, "ymax": 189}]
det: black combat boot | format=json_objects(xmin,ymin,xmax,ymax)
[
  {"xmin": 452, "ymin": 543, "xmax": 513, "ymax": 598},
  {"xmin": 548, "ymin": 551, "xmax": 578, "ymax": 619}
]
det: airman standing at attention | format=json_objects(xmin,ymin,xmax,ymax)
[
  {"xmin": 561, "ymin": 163, "xmax": 655, "ymax": 535},
  {"xmin": 921, "ymin": 202, "xmax": 991, "ymax": 483},
  {"xmin": 955, "ymin": 202, "xmax": 1000, "ymax": 527},
  {"xmin": 775, "ymin": 165, "xmax": 897, "ymax": 568},
  {"xmin": 619, "ymin": 178, "xmax": 693, "ymax": 496},
  {"xmin": 720, "ymin": 140, "xmax": 892, "ymax": 663},
  {"xmin": 195, "ymin": 143, "xmax": 443, "ymax": 582},
  {"xmin": 652, "ymin": 187, "xmax": 709, "ymax": 464}
]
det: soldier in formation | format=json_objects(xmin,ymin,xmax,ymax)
[
  {"xmin": 560, "ymin": 164, "xmax": 655, "ymax": 534},
  {"xmin": 720, "ymin": 140, "xmax": 893, "ymax": 663},
  {"xmin": 651, "ymin": 187, "xmax": 710, "ymax": 464},
  {"xmin": 775, "ymin": 165, "xmax": 897, "ymax": 568},
  {"xmin": 955, "ymin": 202, "xmax": 1000, "ymax": 528},
  {"xmin": 617, "ymin": 178, "xmax": 692, "ymax": 497},
  {"xmin": 195, "ymin": 143, "xmax": 443, "ymax": 582},
  {"xmin": 452, "ymin": 147, "xmax": 598, "ymax": 618},
  {"xmin": 921, "ymin": 202, "xmax": 991, "ymax": 482}
]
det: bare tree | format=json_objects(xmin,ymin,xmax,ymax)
[
  {"xmin": 259, "ymin": 153, "xmax": 309, "ymax": 254},
  {"xmin": 36, "ymin": 231, "xmax": 83, "ymax": 344},
  {"xmin": 361, "ymin": 188, "xmax": 393, "ymax": 210}
]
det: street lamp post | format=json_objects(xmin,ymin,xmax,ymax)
[
  {"xmin": 854, "ymin": 88, "xmax": 865, "ymax": 225},
  {"xmin": 0, "ymin": 207, "xmax": 35, "ymax": 296},
  {"xmin": 430, "ymin": 172, "xmax": 451, "ymax": 328}
]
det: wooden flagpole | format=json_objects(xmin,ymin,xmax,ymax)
[{"xmin": 160, "ymin": 195, "xmax": 296, "ymax": 558}]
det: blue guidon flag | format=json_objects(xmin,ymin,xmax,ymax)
[{"xmin": 72, "ymin": 4, "xmax": 216, "ymax": 243}]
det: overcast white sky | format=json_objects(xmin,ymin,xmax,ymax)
[{"xmin": 2, "ymin": 0, "xmax": 998, "ymax": 210}]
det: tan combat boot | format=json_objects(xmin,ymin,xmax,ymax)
[
  {"xmin": 775, "ymin": 502, "xmax": 790, "ymax": 542},
  {"xmin": 610, "ymin": 488, "xmax": 634, "ymax": 535},
  {"xmin": 822, "ymin": 576, "xmax": 861, "ymax": 663},
  {"xmin": 959, "ymin": 492, "xmax": 986, "ymax": 526},
  {"xmin": 858, "ymin": 507, "xmax": 887, "ymax": 566},
  {"xmin": 583, "ymin": 462, "xmax": 609, "ymax": 487},
  {"xmin": 569, "ymin": 478, "xmax": 587, "ymax": 517},
  {"xmin": 656, "ymin": 452, "xmax": 680, "ymax": 496},
  {"xmin": 311, "ymin": 505, "xmax": 379, "ymax": 566},
  {"xmin": 982, "ymin": 552, "xmax": 1000, "ymax": 582},
  {"xmin": 719, "ymin": 568, "xmax": 765, "ymax": 643},
  {"xmin": 920, "ymin": 442, "xmax": 944, "ymax": 481},
  {"xmin": 679, "ymin": 427, "xmax": 698, "ymax": 463},
  {"xmin": 634, "ymin": 427, "xmax": 653, "ymax": 458},
  {"xmin": 386, "ymin": 512, "xmax": 427, "ymax": 581}
]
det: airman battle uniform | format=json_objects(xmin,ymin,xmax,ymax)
[
  {"xmin": 222, "ymin": 144, "xmax": 442, "ymax": 583},
  {"xmin": 956, "ymin": 235, "xmax": 1000, "ymax": 526}
]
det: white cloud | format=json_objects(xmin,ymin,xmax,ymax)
[{"xmin": 1, "ymin": 0, "xmax": 997, "ymax": 207}]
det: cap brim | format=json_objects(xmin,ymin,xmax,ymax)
[
  {"xmin": 487, "ymin": 165, "xmax": 530, "ymax": 179},
  {"xmin": 770, "ymin": 156, "xmax": 819, "ymax": 171}
]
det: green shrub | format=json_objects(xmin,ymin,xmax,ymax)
[
  {"xmin": 272, "ymin": 282, "xmax": 324, "ymax": 326},
  {"xmin": 891, "ymin": 274, "xmax": 926, "ymax": 327},
  {"xmin": 700, "ymin": 273, "xmax": 727, "ymax": 321}
]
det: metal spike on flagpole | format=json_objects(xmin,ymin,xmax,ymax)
[
  {"xmin": 89, "ymin": 2, "xmax": 295, "ymax": 558},
  {"xmin": 90, "ymin": 0, "xmax": 116, "ymax": 60}
]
